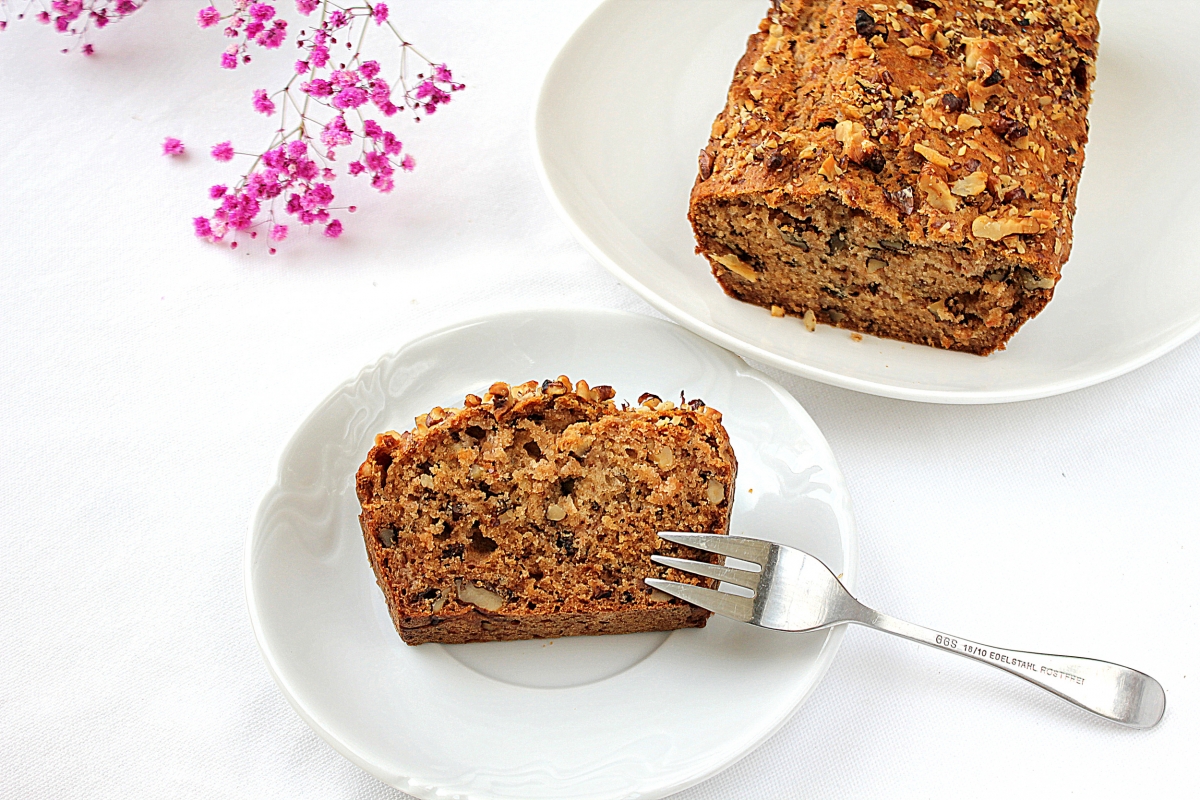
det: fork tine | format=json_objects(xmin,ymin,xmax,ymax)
[
  {"xmin": 657, "ymin": 532, "xmax": 773, "ymax": 565},
  {"xmin": 651, "ymin": 555, "xmax": 760, "ymax": 591},
  {"xmin": 645, "ymin": 578, "xmax": 755, "ymax": 622}
]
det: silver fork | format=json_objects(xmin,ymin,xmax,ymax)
[{"xmin": 649, "ymin": 533, "xmax": 1166, "ymax": 729}]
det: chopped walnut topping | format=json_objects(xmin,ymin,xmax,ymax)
[
  {"xmin": 918, "ymin": 167, "xmax": 957, "ymax": 212},
  {"xmin": 964, "ymin": 38, "xmax": 1002, "ymax": 82},
  {"xmin": 834, "ymin": 120, "xmax": 885, "ymax": 173},
  {"xmin": 846, "ymin": 37, "xmax": 874, "ymax": 59},
  {"xmin": 990, "ymin": 173, "xmax": 1023, "ymax": 202},
  {"xmin": 956, "ymin": 113, "xmax": 982, "ymax": 131},
  {"xmin": 818, "ymin": 154, "xmax": 841, "ymax": 181},
  {"xmin": 971, "ymin": 214, "xmax": 1042, "ymax": 241},
  {"xmin": 907, "ymin": 45, "xmax": 933, "ymax": 59},
  {"xmin": 967, "ymin": 79, "xmax": 1003, "ymax": 112},
  {"xmin": 914, "ymin": 143, "xmax": 952, "ymax": 168},
  {"xmin": 951, "ymin": 171, "xmax": 988, "ymax": 197}
]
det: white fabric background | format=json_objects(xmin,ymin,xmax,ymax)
[{"xmin": 1, "ymin": 2, "xmax": 1196, "ymax": 797}]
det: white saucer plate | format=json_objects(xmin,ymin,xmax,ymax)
[
  {"xmin": 246, "ymin": 309, "xmax": 857, "ymax": 800},
  {"xmin": 534, "ymin": 0, "xmax": 1200, "ymax": 403}
]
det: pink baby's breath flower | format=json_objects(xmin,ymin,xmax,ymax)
[
  {"xmin": 252, "ymin": 88, "xmax": 276, "ymax": 115},
  {"xmin": 197, "ymin": 6, "xmax": 220, "ymax": 28},
  {"xmin": 82, "ymin": 43, "xmax": 94, "ymax": 55},
  {"xmin": 193, "ymin": 0, "xmax": 463, "ymax": 250},
  {"xmin": 36, "ymin": 11, "xmax": 50, "ymax": 24},
  {"xmin": 300, "ymin": 78, "xmax": 333, "ymax": 97},
  {"xmin": 249, "ymin": 3, "xmax": 275, "ymax": 22},
  {"xmin": 162, "ymin": 137, "xmax": 185, "ymax": 156},
  {"xmin": 257, "ymin": 20, "xmax": 287, "ymax": 48},
  {"xmin": 330, "ymin": 69, "xmax": 358, "ymax": 88},
  {"xmin": 331, "ymin": 87, "xmax": 367, "ymax": 110},
  {"xmin": 364, "ymin": 151, "xmax": 387, "ymax": 172},
  {"xmin": 319, "ymin": 115, "xmax": 352, "ymax": 149}
]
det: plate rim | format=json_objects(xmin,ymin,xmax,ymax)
[
  {"xmin": 531, "ymin": 0, "xmax": 1200, "ymax": 406},
  {"xmin": 244, "ymin": 306, "xmax": 858, "ymax": 800}
]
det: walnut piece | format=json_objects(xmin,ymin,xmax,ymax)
[
  {"xmin": 834, "ymin": 120, "xmax": 884, "ymax": 173},
  {"xmin": 971, "ymin": 215, "xmax": 1042, "ymax": 241},
  {"xmin": 964, "ymin": 38, "xmax": 1002, "ymax": 81},
  {"xmin": 952, "ymin": 171, "xmax": 988, "ymax": 197},
  {"xmin": 914, "ymin": 143, "xmax": 952, "ymax": 168},
  {"xmin": 918, "ymin": 167, "xmax": 958, "ymax": 212},
  {"xmin": 713, "ymin": 253, "xmax": 758, "ymax": 282},
  {"xmin": 455, "ymin": 578, "xmax": 504, "ymax": 612}
]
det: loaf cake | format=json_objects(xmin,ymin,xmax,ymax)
[
  {"xmin": 688, "ymin": 0, "xmax": 1099, "ymax": 354},
  {"xmin": 356, "ymin": 378, "xmax": 738, "ymax": 645}
]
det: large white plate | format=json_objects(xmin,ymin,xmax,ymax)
[
  {"xmin": 534, "ymin": 0, "xmax": 1200, "ymax": 404},
  {"xmin": 246, "ymin": 309, "xmax": 856, "ymax": 800}
]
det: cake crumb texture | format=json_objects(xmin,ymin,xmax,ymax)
[{"xmin": 356, "ymin": 378, "xmax": 738, "ymax": 645}]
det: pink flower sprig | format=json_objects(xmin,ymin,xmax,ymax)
[
  {"xmin": 0, "ymin": 0, "xmax": 144, "ymax": 54},
  {"xmin": 197, "ymin": 1, "xmax": 288, "ymax": 69},
  {"xmin": 194, "ymin": 1, "xmax": 464, "ymax": 250}
]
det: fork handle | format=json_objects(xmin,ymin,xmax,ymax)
[{"xmin": 856, "ymin": 610, "xmax": 1166, "ymax": 728}]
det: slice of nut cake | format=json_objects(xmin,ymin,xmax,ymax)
[
  {"xmin": 688, "ymin": 0, "xmax": 1099, "ymax": 354},
  {"xmin": 355, "ymin": 378, "xmax": 738, "ymax": 645}
]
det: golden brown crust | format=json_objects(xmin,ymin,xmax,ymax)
[
  {"xmin": 356, "ymin": 378, "xmax": 738, "ymax": 645},
  {"xmin": 689, "ymin": 0, "xmax": 1099, "ymax": 354}
]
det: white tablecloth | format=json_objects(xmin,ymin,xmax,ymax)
[{"xmin": 1, "ymin": 3, "xmax": 1195, "ymax": 797}]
